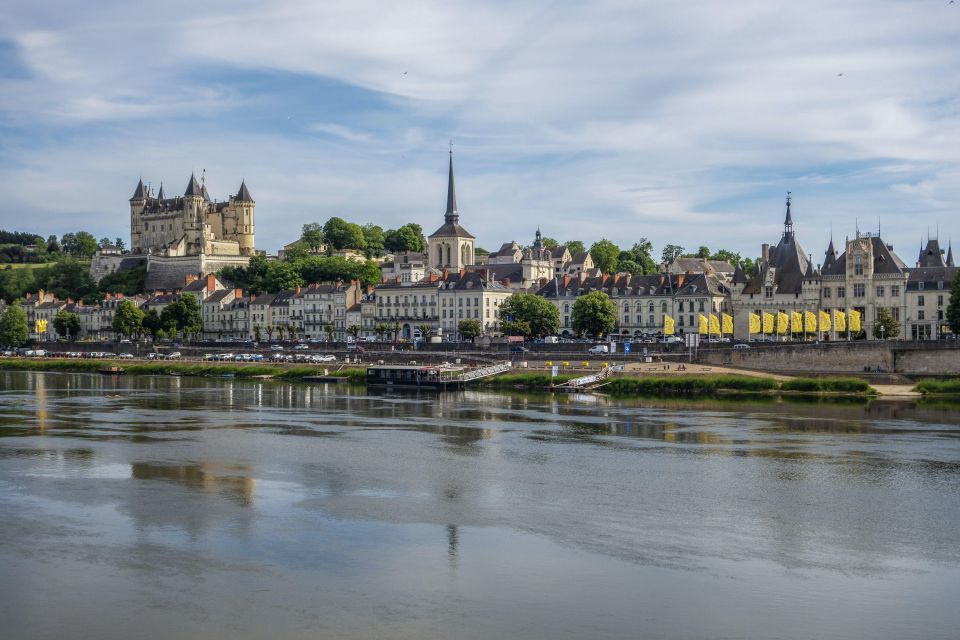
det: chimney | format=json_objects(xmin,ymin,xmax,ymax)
[
  {"xmin": 761, "ymin": 244, "xmax": 770, "ymax": 267},
  {"xmin": 563, "ymin": 275, "xmax": 571, "ymax": 289},
  {"xmin": 184, "ymin": 273, "xmax": 199, "ymax": 285},
  {"xmin": 503, "ymin": 277, "xmax": 511, "ymax": 288},
  {"xmin": 295, "ymin": 285, "xmax": 301, "ymax": 295},
  {"xmin": 677, "ymin": 274, "xmax": 685, "ymax": 289},
  {"xmin": 104, "ymin": 292, "xmax": 111, "ymax": 300},
  {"xmin": 206, "ymin": 273, "xmax": 216, "ymax": 292},
  {"xmin": 235, "ymin": 288, "xmax": 243, "ymax": 299}
]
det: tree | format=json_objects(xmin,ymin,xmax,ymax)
[
  {"xmin": 141, "ymin": 309, "xmax": 162, "ymax": 341},
  {"xmin": 114, "ymin": 237, "xmax": 125, "ymax": 251},
  {"xmin": 695, "ymin": 246, "xmax": 710, "ymax": 259},
  {"xmin": 627, "ymin": 239, "xmax": 657, "ymax": 274},
  {"xmin": 99, "ymin": 237, "xmax": 112, "ymax": 249},
  {"xmin": 498, "ymin": 293, "xmax": 560, "ymax": 338},
  {"xmin": 301, "ymin": 223, "xmax": 325, "ymax": 252},
  {"xmin": 73, "ymin": 231, "xmax": 98, "ymax": 258},
  {"xmin": 383, "ymin": 224, "xmax": 426, "ymax": 253},
  {"xmin": 458, "ymin": 318, "xmax": 482, "ymax": 341},
  {"xmin": 947, "ymin": 271, "xmax": 960, "ymax": 335},
  {"xmin": 253, "ymin": 325, "xmax": 262, "ymax": 343},
  {"xmin": 323, "ymin": 217, "xmax": 366, "ymax": 251},
  {"xmin": 159, "ymin": 294, "xmax": 203, "ymax": 340},
  {"xmin": 873, "ymin": 307, "xmax": 901, "ymax": 340},
  {"xmin": 324, "ymin": 323, "xmax": 335, "ymax": 342},
  {"xmin": 571, "ymin": 291, "xmax": 617, "ymax": 338},
  {"xmin": 565, "ymin": 240, "xmax": 586, "ymax": 256},
  {"xmin": 113, "ymin": 299, "xmax": 144, "ymax": 338},
  {"xmin": 287, "ymin": 324, "xmax": 298, "ymax": 341},
  {"xmin": 589, "ymin": 239, "xmax": 620, "ymax": 274},
  {"xmin": 416, "ymin": 323, "xmax": 431, "ymax": 342},
  {"xmin": 501, "ymin": 319, "xmax": 531, "ymax": 337},
  {"xmin": 390, "ymin": 321, "xmax": 401, "ymax": 342},
  {"xmin": 46, "ymin": 235, "xmax": 60, "ymax": 254},
  {"xmin": 276, "ymin": 324, "xmax": 286, "ymax": 341},
  {"xmin": 617, "ymin": 259, "xmax": 642, "ymax": 275},
  {"xmin": 265, "ymin": 325, "xmax": 274, "ymax": 341},
  {"xmin": 0, "ymin": 300, "xmax": 29, "ymax": 347},
  {"xmin": 374, "ymin": 323, "xmax": 389, "ymax": 341},
  {"xmin": 347, "ymin": 324, "xmax": 361, "ymax": 340},
  {"xmin": 540, "ymin": 236, "xmax": 559, "ymax": 250},
  {"xmin": 53, "ymin": 310, "xmax": 81, "ymax": 340},
  {"xmin": 362, "ymin": 224, "xmax": 385, "ymax": 257},
  {"xmin": 710, "ymin": 249, "xmax": 741, "ymax": 267},
  {"xmin": 661, "ymin": 244, "xmax": 685, "ymax": 264}
]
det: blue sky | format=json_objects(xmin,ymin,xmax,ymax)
[{"xmin": 0, "ymin": 0, "xmax": 958, "ymax": 266}]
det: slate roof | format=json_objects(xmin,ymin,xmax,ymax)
[
  {"xmin": 131, "ymin": 179, "xmax": 146, "ymax": 200},
  {"xmin": 917, "ymin": 238, "xmax": 947, "ymax": 268},
  {"xmin": 204, "ymin": 289, "xmax": 234, "ymax": 303},
  {"xmin": 947, "ymin": 244, "xmax": 955, "ymax": 267},
  {"xmin": 822, "ymin": 237, "xmax": 839, "ymax": 272},
  {"xmin": 821, "ymin": 236, "xmax": 907, "ymax": 277},
  {"xmin": 442, "ymin": 271, "xmax": 510, "ymax": 291},
  {"xmin": 236, "ymin": 181, "xmax": 253, "ymax": 202},
  {"xmin": 184, "ymin": 173, "xmax": 202, "ymax": 197},
  {"xmin": 905, "ymin": 266, "xmax": 959, "ymax": 290},
  {"xmin": 429, "ymin": 152, "xmax": 475, "ymax": 239},
  {"xmin": 741, "ymin": 203, "xmax": 811, "ymax": 295},
  {"xmin": 536, "ymin": 272, "xmax": 728, "ymax": 299}
]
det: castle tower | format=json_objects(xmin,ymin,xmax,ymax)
[
  {"xmin": 182, "ymin": 173, "xmax": 206, "ymax": 254},
  {"xmin": 427, "ymin": 149, "xmax": 475, "ymax": 270},
  {"xmin": 233, "ymin": 180, "xmax": 256, "ymax": 256},
  {"xmin": 129, "ymin": 178, "xmax": 147, "ymax": 253}
]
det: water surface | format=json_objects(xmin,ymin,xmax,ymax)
[{"xmin": 1, "ymin": 371, "xmax": 959, "ymax": 639}]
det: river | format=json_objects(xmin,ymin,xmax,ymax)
[{"xmin": 1, "ymin": 371, "xmax": 959, "ymax": 639}]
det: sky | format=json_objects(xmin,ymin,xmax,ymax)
[{"xmin": 0, "ymin": 0, "xmax": 958, "ymax": 266}]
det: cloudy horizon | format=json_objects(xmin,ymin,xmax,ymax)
[{"xmin": 1, "ymin": 0, "xmax": 958, "ymax": 265}]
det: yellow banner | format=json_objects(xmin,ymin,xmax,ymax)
[
  {"xmin": 833, "ymin": 310, "xmax": 846, "ymax": 332},
  {"xmin": 776, "ymin": 312, "xmax": 789, "ymax": 335},
  {"xmin": 710, "ymin": 314, "xmax": 721, "ymax": 336},
  {"xmin": 722, "ymin": 313, "xmax": 733, "ymax": 335},
  {"xmin": 664, "ymin": 315, "xmax": 675, "ymax": 336},
  {"xmin": 762, "ymin": 312, "xmax": 774, "ymax": 334},
  {"xmin": 804, "ymin": 311, "xmax": 817, "ymax": 333},
  {"xmin": 791, "ymin": 311, "xmax": 803, "ymax": 333},
  {"xmin": 35, "ymin": 319, "xmax": 48, "ymax": 333},
  {"xmin": 848, "ymin": 309, "xmax": 862, "ymax": 332},
  {"xmin": 819, "ymin": 310, "xmax": 831, "ymax": 332},
  {"xmin": 748, "ymin": 313, "xmax": 761, "ymax": 334},
  {"xmin": 698, "ymin": 314, "xmax": 708, "ymax": 335}
]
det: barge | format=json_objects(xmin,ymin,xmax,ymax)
[{"xmin": 366, "ymin": 362, "xmax": 512, "ymax": 389}]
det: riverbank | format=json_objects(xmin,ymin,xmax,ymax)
[{"xmin": 913, "ymin": 378, "xmax": 960, "ymax": 396}]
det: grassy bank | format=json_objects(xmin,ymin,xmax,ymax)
[
  {"xmin": 476, "ymin": 372, "xmax": 579, "ymax": 389},
  {"xmin": 0, "ymin": 359, "xmax": 367, "ymax": 383},
  {"xmin": 780, "ymin": 377, "xmax": 875, "ymax": 394},
  {"xmin": 604, "ymin": 375, "xmax": 778, "ymax": 395},
  {"xmin": 914, "ymin": 378, "xmax": 960, "ymax": 395}
]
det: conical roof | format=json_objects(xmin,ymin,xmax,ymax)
[
  {"xmin": 445, "ymin": 152, "xmax": 458, "ymax": 223},
  {"xmin": 184, "ymin": 173, "xmax": 202, "ymax": 197},
  {"xmin": 823, "ymin": 236, "xmax": 838, "ymax": 271},
  {"xmin": 131, "ymin": 178, "xmax": 146, "ymax": 199},
  {"xmin": 157, "ymin": 183, "xmax": 165, "ymax": 200},
  {"xmin": 731, "ymin": 263, "xmax": 747, "ymax": 285},
  {"xmin": 235, "ymin": 180, "xmax": 253, "ymax": 202},
  {"xmin": 947, "ymin": 243, "xmax": 955, "ymax": 267}
]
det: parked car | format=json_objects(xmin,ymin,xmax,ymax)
[
  {"xmin": 269, "ymin": 344, "xmax": 284, "ymax": 351},
  {"xmin": 294, "ymin": 344, "xmax": 310, "ymax": 350},
  {"xmin": 118, "ymin": 353, "xmax": 134, "ymax": 359},
  {"xmin": 588, "ymin": 345, "xmax": 609, "ymax": 354},
  {"xmin": 167, "ymin": 352, "xmax": 182, "ymax": 360},
  {"xmin": 147, "ymin": 353, "xmax": 162, "ymax": 360},
  {"xmin": 733, "ymin": 343, "xmax": 751, "ymax": 350},
  {"xmin": 315, "ymin": 354, "xmax": 336, "ymax": 362},
  {"xmin": 510, "ymin": 345, "xmax": 530, "ymax": 353},
  {"xmin": 347, "ymin": 344, "xmax": 365, "ymax": 353}
]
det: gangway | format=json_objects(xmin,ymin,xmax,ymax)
[
  {"xmin": 552, "ymin": 366, "xmax": 619, "ymax": 391},
  {"xmin": 457, "ymin": 361, "xmax": 512, "ymax": 382}
]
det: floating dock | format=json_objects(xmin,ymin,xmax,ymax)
[{"xmin": 366, "ymin": 362, "xmax": 512, "ymax": 389}]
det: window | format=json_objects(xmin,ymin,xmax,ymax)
[
  {"xmin": 564, "ymin": 303, "xmax": 570, "ymax": 312},
  {"xmin": 648, "ymin": 302, "xmax": 654, "ymax": 312},
  {"xmin": 938, "ymin": 281, "xmax": 944, "ymax": 290},
  {"xmin": 765, "ymin": 286, "xmax": 773, "ymax": 298},
  {"xmin": 876, "ymin": 286, "xmax": 884, "ymax": 297},
  {"xmin": 648, "ymin": 315, "xmax": 654, "ymax": 325},
  {"xmin": 837, "ymin": 287, "xmax": 845, "ymax": 298},
  {"xmin": 854, "ymin": 256, "xmax": 864, "ymax": 276},
  {"xmin": 698, "ymin": 301, "xmax": 705, "ymax": 312},
  {"xmin": 918, "ymin": 295, "xmax": 925, "ymax": 307},
  {"xmin": 661, "ymin": 302, "xmax": 667, "ymax": 313},
  {"xmin": 689, "ymin": 315, "xmax": 694, "ymax": 327},
  {"xmin": 823, "ymin": 288, "xmax": 831, "ymax": 299},
  {"xmin": 853, "ymin": 284, "xmax": 865, "ymax": 298},
  {"xmin": 918, "ymin": 310, "xmax": 925, "ymax": 320},
  {"xmin": 919, "ymin": 282, "xmax": 924, "ymax": 290},
  {"xmin": 938, "ymin": 295, "xmax": 944, "ymax": 306},
  {"xmin": 678, "ymin": 301, "xmax": 684, "ymax": 312},
  {"xmin": 678, "ymin": 315, "xmax": 684, "ymax": 327},
  {"xmin": 892, "ymin": 285, "xmax": 900, "ymax": 297}
]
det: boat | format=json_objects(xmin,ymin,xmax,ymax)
[{"xmin": 99, "ymin": 366, "xmax": 125, "ymax": 375}]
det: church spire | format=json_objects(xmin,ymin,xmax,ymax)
[
  {"xmin": 157, "ymin": 182, "xmax": 165, "ymax": 200},
  {"xmin": 783, "ymin": 191, "xmax": 794, "ymax": 238},
  {"xmin": 445, "ymin": 144, "xmax": 458, "ymax": 225},
  {"xmin": 947, "ymin": 241, "xmax": 955, "ymax": 267}
]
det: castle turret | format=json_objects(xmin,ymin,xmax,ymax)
[
  {"xmin": 129, "ymin": 178, "xmax": 147, "ymax": 253},
  {"xmin": 183, "ymin": 173, "xmax": 206, "ymax": 254},
  {"xmin": 232, "ymin": 180, "xmax": 256, "ymax": 256}
]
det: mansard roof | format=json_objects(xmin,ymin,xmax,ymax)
[
  {"xmin": 821, "ymin": 235, "xmax": 908, "ymax": 277},
  {"xmin": 906, "ymin": 266, "xmax": 959, "ymax": 289},
  {"xmin": 742, "ymin": 230, "xmax": 811, "ymax": 295},
  {"xmin": 535, "ymin": 272, "xmax": 728, "ymax": 299}
]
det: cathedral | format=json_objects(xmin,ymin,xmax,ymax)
[{"xmin": 129, "ymin": 173, "xmax": 255, "ymax": 257}]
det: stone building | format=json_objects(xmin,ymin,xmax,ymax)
[
  {"xmin": 427, "ymin": 152, "xmax": 475, "ymax": 272},
  {"xmin": 437, "ymin": 271, "xmax": 513, "ymax": 339}
]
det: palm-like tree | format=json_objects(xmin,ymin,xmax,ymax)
[
  {"xmin": 374, "ymin": 323, "xmax": 389, "ymax": 341},
  {"xmin": 265, "ymin": 325, "xmax": 274, "ymax": 341},
  {"xmin": 417, "ymin": 323, "xmax": 431, "ymax": 343},
  {"xmin": 347, "ymin": 324, "xmax": 361, "ymax": 341},
  {"xmin": 324, "ymin": 323, "xmax": 335, "ymax": 343}
]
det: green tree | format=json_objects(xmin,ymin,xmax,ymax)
[
  {"xmin": 323, "ymin": 217, "xmax": 366, "ymax": 251},
  {"xmin": 565, "ymin": 240, "xmax": 586, "ymax": 256},
  {"xmin": 362, "ymin": 224, "xmax": 385, "ymax": 257},
  {"xmin": 458, "ymin": 318, "xmax": 482, "ymax": 341},
  {"xmin": 159, "ymin": 294, "xmax": 203, "ymax": 340},
  {"xmin": 617, "ymin": 259, "xmax": 642, "ymax": 275},
  {"xmin": 416, "ymin": 323, "xmax": 431, "ymax": 342},
  {"xmin": 710, "ymin": 249, "xmax": 742, "ymax": 267},
  {"xmin": 374, "ymin": 323, "xmax": 389, "ymax": 341},
  {"xmin": 53, "ymin": 310, "xmax": 81, "ymax": 340},
  {"xmin": 114, "ymin": 237, "xmax": 125, "ymax": 251},
  {"xmin": 661, "ymin": 244, "xmax": 685, "ymax": 264},
  {"xmin": 695, "ymin": 246, "xmax": 710, "ymax": 259},
  {"xmin": 99, "ymin": 237, "xmax": 112, "ymax": 249},
  {"xmin": 73, "ymin": 231, "xmax": 98, "ymax": 258},
  {"xmin": 383, "ymin": 224, "xmax": 426, "ymax": 253},
  {"xmin": 301, "ymin": 223, "xmax": 325, "ymax": 252},
  {"xmin": 946, "ymin": 271, "xmax": 960, "ymax": 335},
  {"xmin": 263, "ymin": 261, "xmax": 304, "ymax": 292},
  {"xmin": 571, "ymin": 290, "xmax": 617, "ymax": 338},
  {"xmin": 253, "ymin": 325, "xmax": 262, "ymax": 342},
  {"xmin": 498, "ymin": 293, "xmax": 560, "ymax": 338},
  {"xmin": 265, "ymin": 325, "xmax": 274, "ymax": 341},
  {"xmin": 589, "ymin": 239, "xmax": 620, "ymax": 274},
  {"xmin": 540, "ymin": 236, "xmax": 559, "ymax": 250},
  {"xmin": 276, "ymin": 324, "xmax": 286, "ymax": 341},
  {"xmin": 500, "ymin": 319, "xmax": 532, "ymax": 337},
  {"xmin": 141, "ymin": 309, "xmax": 162, "ymax": 341},
  {"xmin": 390, "ymin": 321, "xmax": 401, "ymax": 342},
  {"xmin": 627, "ymin": 239, "xmax": 656, "ymax": 273},
  {"xmin": 0, "ymin": 300, "xmax": 29, "ymax": 347},
  {"xmin": 347, "ymin": 324, "xmax": 361, "ymax": 341},
  {"xmin": 324, "ymin": 323, "xmax": 335, "ymax": 342},
  {"xmin": 873, "ymin": 307, "xmax": 901, "ymax": 340},
  {"xmin": 113, "ymin": 299, "xmax": 144, "ymax": 338}
]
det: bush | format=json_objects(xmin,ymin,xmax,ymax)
[
  {"xmin": 604, "ymin": 375, "xmax": 777, "ymax": 396},
  {"xmin": 781, "ymin": 377, "xmax": 873, "ymax": 393},
  {"xmin": 914, "ymin": 378, "xmax": 960, "ymax": 395}
]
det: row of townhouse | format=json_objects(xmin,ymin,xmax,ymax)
[
  {"xmin": 536, "ymin": 272, "xmax": 731, "ymax": 337},
  {"xmin": 18, "ymin": 290, "xmax": 150, "ymax": 341}
]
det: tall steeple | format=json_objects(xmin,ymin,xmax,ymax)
[
  {"xmin": 445, "ymin": 145, "xmax": 458, "ymax": 225},
  {"xmin": 783, "ymin": 191, "xmax": 794, "ymax": 239},
  {"xmin": 157, "ymin": 182, "xmax": 165, "ymax": 200},
  {"xmin": 947, "ymin": 241, "xmax": 955, "ymax": 267}
]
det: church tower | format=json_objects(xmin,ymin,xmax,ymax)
[{"xmin": 428, "ymin": 149, "xmax": 475, "ymax": 270}]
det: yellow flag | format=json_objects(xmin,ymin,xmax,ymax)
[
  {"xmin": 35, "ymin": 319, "xmax": 43, "ymax": 333},
  {"xmin": 664, "ymin": 315, "xmax": 675, "ymax": 336},
  {"xmin": 698, "ymin": 314, "xmax": 708, "ymax": 335},
  {"xmin": 722, "ymin": 313, "xmax": 733, "ymax": 335},
  {"xmin": 819, "ymin": 310, "xmax": 831, "ymax": 332},
  {"xmin": 848, "ymin": 309, "xmax": 862, "ymax": 332},
  {"xmin": 762, "ymin": 312, "xmax": 774, "ymax": 334},
  {"xmin": 776, "ymin": 312, "xmax": 789, "ymax": 334},
  {"xmin": 804, "ymin": 311, "xmax": 817, "ymax": 333},
  {"xmin": 791, "ymin": 311, "xmax": 803, "ymax": 333},
  {"xmin": 833, "ymin": 310, "xmax": 846, "ymax": 332},
  {"xmin": 748, "ymin": 313, "xmax": 761, "ymax": 334},
  {"xmin": 710, "ymin": 314, "xmax": 721, "ymax": 336}
]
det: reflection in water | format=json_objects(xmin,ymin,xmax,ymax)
[
  {"xmin": 1, "ymin": 371, "xmax": 959, "ymax": 640},
  {"xmin": 131, "ymin": 461, "xmax": 256, "ymax": 506}
]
